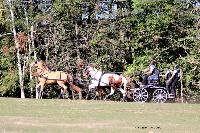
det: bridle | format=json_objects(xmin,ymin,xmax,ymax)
[
  {"xmin": 84, "ymin": 66, "xmax": 90, "ymax": 76},
  {"xmin": 30, "ymin": 61, "xmax": 50, "ymax": 77},
  {"xmin": 84, "ymin": 66, "xmax": 99, "ymax": 80}
]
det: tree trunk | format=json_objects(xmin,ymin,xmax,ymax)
[
  {"xmin": 8, "ymin": 0, "xmax": 25, "ymax": 98},
  {"xmin": 180, "ymin": 69, "xmax": 183, "ymax": 103},
  {"xmin": 24, "ymin": 7, "xmax": 34, "ymax": 98},
  {"xmin": 31, "ymin": 26, "xmax": 37, "ymax": 59}
]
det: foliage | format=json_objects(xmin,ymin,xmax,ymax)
[{"xmin": 0, "ymin": 70, "xmax": 19, "ymax": 96}]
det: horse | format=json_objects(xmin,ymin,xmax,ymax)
[
  {"xmin": 30, "ymin": 60, "xmax": 82, "ymax": 99},
  {"xmin": 84, "ymin": 64, "xmax": 128, "ymax": 100}
]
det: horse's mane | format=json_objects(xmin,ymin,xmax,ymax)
[
  {"xmin": 88, "ymin": 63, "xmax": 96, "ymax": 68},
  {"xmin": 32, "ymin": 60, "xmax": 50, "ymax": 72},
  {"xmin": 38, "ymin": 60, "xmax": 48, "ymax": 67}
]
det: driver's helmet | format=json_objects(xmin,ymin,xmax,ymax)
[{"xmin": 174, "ymin": 64, "xmax": 180, "ymax": 70}]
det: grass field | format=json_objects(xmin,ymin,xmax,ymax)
[{"xmin": 0, "ymin": 98, "xmax": 200, "ymax": 133}]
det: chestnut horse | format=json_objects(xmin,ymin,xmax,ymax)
[
  {"xmin": 30, "ymin": 60, "xmax": 82, "ymax": 99},
  {"xmin": 84, "ymin": 64, "xmax": 128, "ymax": 100}
]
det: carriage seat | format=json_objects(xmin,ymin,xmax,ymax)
[{"xmin": 147, "ymin": 74, "xmax": 160, "ymax": 86}]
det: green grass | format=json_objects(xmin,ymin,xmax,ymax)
[{"xmin": 0, "ymin": 98, "xmax": 200, "ymax": 133}]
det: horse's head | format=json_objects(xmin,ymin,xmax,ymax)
[
  {"xmin": 30, "ymin": 60, "xmax": 48, "ymax": 68},
  {"xmin": 76, "ymin": 59, "xmax": 85, "ymax": 69},
  {"xmin": 30, "ymin": 60, "xmax": 50, "ymax": 77},
  {"xmin": 30, "ymin": 60, "xmax": 43, "ymax": 67},
  {"xmin": 83, "ymin": 64, "xmax": 98, "ymax": 77},
  {"xmin": 84, "ymin": 65, "xmax": 93, "ymax": 77},
  {"xmin": 30, "ymin": 61, "xmax": 37, "ymax": 67}
]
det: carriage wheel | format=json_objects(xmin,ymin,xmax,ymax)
[
  {"xmin": 152, "ymin": 89, "xmax": 168, "ymax": 103},
  {"xmin": 133, "ymin": 88, "xmax": 148, "ymax": 103}
]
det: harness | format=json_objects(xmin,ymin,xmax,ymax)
[
  {"xmin": 98, "ymin": 72, "xmax": 105, "ymax": 86},
  {"xmin": 40, "ymin": 71, "xmax": 67, "ymax": 81},
  {"xmin": 39, "ymin": 71, "xmax": 50, "ymax": 79},
  {"xmin": 87, "ymin": 69, "xmax": 107, "ymax": 85}
]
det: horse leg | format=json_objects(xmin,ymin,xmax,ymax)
[
  {"xmin": 109, "ymin": 87, "xmax": 115, "ymax": 96},
  {"xmin": 35, "ymin": 83, "xmax": 41, "ymax": 99},
  {"xmin": 88, "ymin": 82, "xmax": 98, "ymax": 100},
  {"xmin": 78, "ymin": 89, "xmax": 82, "ymax": 100},
  {"xmin": 104, "ymin": 87, "xmax": 115, "ymax": 100},
  {"xmin": 39, "ymin": 83, "xmax": 45, "ymax": 99},
  {"xmin": 35, "ymin": 84, "xmax": 39, "ymax": 99},
  {"xmin": 57, "ymin": 82, "xmax": 69, "ymax": 99},
  {"xmin": 122, "ymin": 80, "xmax": 128, "ymax": 101},
  {"xmin": 119, "ymin": 88, "xmax": 126, "ymax": 101},
  {"xmin": 71, "ymin": 84, "xmax": 82, "ymax": 100},
  {"xmin": 66, "ymin": 74, "xmax": 75, "ymax": 100},
  {"xmin": 59, "ymin": 88, "xmax": 65, "ymax": 99},
  {"xmin": 99, "ymin": 87, "xmax": 105, "ymax": 100},
  {"xmin": 89, "ymin": 84, "xmax": 94, "ymax": 92},
  {"xmin": 70, "ymin": 86, "xmax": 75, "ymax": 100}
]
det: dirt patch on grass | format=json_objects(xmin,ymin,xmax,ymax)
[{"xmin": 0, "ymin": 116, "xmax": 114, "ymax": 129}]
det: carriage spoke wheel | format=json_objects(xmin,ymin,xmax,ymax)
[
  {"xmin": 133, "ymin": 88, "xmax": 148, "ymax": 103},
  {"xmin": 152, "ymin": 89, "xmax": 168, "ymax": 103}
]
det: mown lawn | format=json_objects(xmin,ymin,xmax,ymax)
[{"xmin": 0, "ymin": 98, "xmax": 199, "ymax": 133}]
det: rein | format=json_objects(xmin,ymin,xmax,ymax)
[
  {"xmin": 98, "ymin": 72, "xmax": 105, "ymax": 86},
  {"xmin": 37, "ymin": 68, "xmax": 50, "ymax": 78}
]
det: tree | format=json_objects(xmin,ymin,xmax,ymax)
[{"xmin": 7, "ymin": 0, "xmax": 25, "ymax": 98}]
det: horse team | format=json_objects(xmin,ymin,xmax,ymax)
[{"xmin": 30, "ymin": 60, "xmax": 129, "ymax": 100}]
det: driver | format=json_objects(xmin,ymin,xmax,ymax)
[{"xmin": 142, "ymin": 60, "xmax": 159, "ymax": 85}]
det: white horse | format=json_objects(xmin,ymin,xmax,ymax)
[{"xmin": 84, "ymin": 64, "xmax": 128, "ymax": 99}]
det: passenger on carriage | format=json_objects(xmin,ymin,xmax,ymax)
[
  {"xmin": 165, "ymin": 66, "xmax": 172, "ymax": 82},
  {"xmin": 166, "ymin": 64, "xmax": 180, "ymax": 98},
  {"xmin": 142, "ymin": 60, "xmax": 160, "ymax": 85}
]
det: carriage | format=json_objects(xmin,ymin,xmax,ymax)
[{"xmin": 127, "ymin": 72, "xmax": 175, "ymax": 103}]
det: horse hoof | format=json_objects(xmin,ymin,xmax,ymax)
[{"xmin": 104, "ymin": 96, "xmax": 109, "ymax": 101}]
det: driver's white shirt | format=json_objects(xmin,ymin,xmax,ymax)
[{"xmin": 149, "ymin": 65, "xmax": 155, "ymax": 73}]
